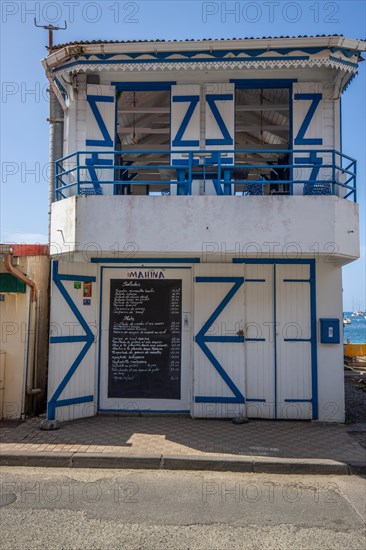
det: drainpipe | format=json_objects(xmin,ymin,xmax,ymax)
[
  {"xmin": 4, "ymin": 250, "xmax": 37, "ymax": 301},
  {"xmin": 4, "ymin": 250, "xmax": 41, "ymax": 410},
  {"xmin": 48, "ymin": 87, "xmax": 64, "ymax": 241}
]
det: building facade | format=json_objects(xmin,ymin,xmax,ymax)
[
  {"xmin": 43, "ymin": 35, "xmax": 364, "ymax": 423},
  {"xmin": 0, "ymin": 245, "xmax": 50, "ymax": 419}
]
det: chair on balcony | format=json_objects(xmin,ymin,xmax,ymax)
[
  {"xmin": 79, "ymin": 185, "xmax": 103, "ymax": 196},
  {"xmin": 303, "ymin": 183, "xmax": 332, "ymax": 195},
  {"xmin": 234, "ymin": 168, "xmax": 264, "ymax": 195}
]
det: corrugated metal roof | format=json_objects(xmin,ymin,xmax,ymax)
[{"xmin": 50, "ymin": 34, "xmax": 347, "ymax": 51}]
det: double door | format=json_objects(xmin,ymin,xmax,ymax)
[{"xmin": 193, "ymin": 263, "xmax": 315, "ymax": 420}]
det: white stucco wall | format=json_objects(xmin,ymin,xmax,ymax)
[
  {"xmin": 316, "ymin": 261, "xmax": 345, "ymax": 422},
  {"xmin": 50, "ymin": 195, "xmax": 359, "ymax": 263}
]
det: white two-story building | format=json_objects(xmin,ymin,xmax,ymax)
[{"xmin": 43, "ymin": 35, "xmax": 364, "ymax": 423}]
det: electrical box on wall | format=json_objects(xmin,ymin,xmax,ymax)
[{"xmin": 319, "ymin": 319, "xmax": 340, "ymax": 344}]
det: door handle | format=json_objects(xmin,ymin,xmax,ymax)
[{"xmin": 237, "ymin": 329, "xmax": 244, "ymax": 337}]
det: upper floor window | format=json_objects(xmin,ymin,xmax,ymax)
[
  {"xmin": 116, "ymin": 89, "xmax": 171, "ymax": 196},
  {"xmin": 235, "ymin": 86, "xmax": 290, "ymax": 195}
]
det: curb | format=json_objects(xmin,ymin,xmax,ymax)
[
  {"xmin": 347, "ymin": 461, "xmax": 366, "ymax": 476},
  {"xmin": 0, "ymin": 452, "xmax": 73, "ymax": 468},
  {"xmin": 72, "ymin": 453, "xmax": 162, "ymax": 469},
  {"xmin": 1, "ymin": 452, "xmax": 364, "ymax": 475}
]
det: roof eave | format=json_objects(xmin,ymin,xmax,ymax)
[{"xmin": 42, "ymin": 35, "xmax": 366, "ymax": 72}]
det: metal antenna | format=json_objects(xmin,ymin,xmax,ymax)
[{"xmin": 34, "ymin": 18, "xmax": 67, "ymax": 50}]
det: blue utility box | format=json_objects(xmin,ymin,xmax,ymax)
[{"xmin": 319, "ymin": 318, "xmax": 340, "ymax": 344}]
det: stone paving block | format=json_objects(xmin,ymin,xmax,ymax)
[{"xmin": 1, "ymin": 417, "xmax": 365, "ymax": 474}]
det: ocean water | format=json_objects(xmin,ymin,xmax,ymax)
[{"xmin": 343, "ymin": 312, "xmax": 366, "ymax": 343}]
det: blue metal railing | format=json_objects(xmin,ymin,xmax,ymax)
[{"xmin": 55, "ymin": 149, "xmax": 357, "ymax": 202}]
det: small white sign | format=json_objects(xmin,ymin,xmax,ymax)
[{"xmin": 183, "ymin": 312, "xmax": 191, "ymax": 330}]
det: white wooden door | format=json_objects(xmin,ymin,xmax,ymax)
[
  {"xmin": 276, "ymin": 264, "xmax": 313, "ymax": 420},
  {"xmin": 47, "ymin": 260, "xmax": 98, "ymax": 421},
  {"xmin": 193, "ymin": 262, "xmax": 315, "ymax": 420},
  {"xmin": 244, "ymin": 264, "xmax": 276, "ymax": 419},
  {"xmin": 193, "ymin": 264, "xmax": 245, "ymax": 418}
]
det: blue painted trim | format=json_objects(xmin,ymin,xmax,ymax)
[
  {"xmin": 53, "ymin": 46, "xmax": 360, "ymax": 65},
  {"xmin": 112, "ymin": 81, "xmax": 175, "ymax": 91},
  {"xmin": 113, "ymin": 89, "xmax": 118, "ymax": 195},
  {"xmin": 55, "ymin": 396, "xmax": 94, "ymax": 408},
  {"xmin": 53, "ymin": 76, "xmax": 68, "ymax": 98},
  {"xmin": 57, "ymin": 274, "xmax": 96, "ymax": 282},
  {"xmin": 294, "ymin": 93, "xmax": 323, "ymax": 146},
  {"xmin": 195, "ymin": 277, "xmax": 245, "ymax": 404},
  {"xmin": 231, "ymin": 79, "xmax": 297, "ymax": 88},
  {"xmin": 53, "ymin": 56, "xmax": 310, "ymax": 72},
  {"xmin": 284, "ymin": 399, "xmax": 312, "ymax": 403},
  {"xmin": 97, "ymin": 265, "xmax": 104, "ymax": 412},
  {"xmin": 195, "ymin": 396, "xmax": 243, "ymax": 404},
  {"xmin": 195, "ymin": 335, "xmax": 245, "ymax": 403},
  {"xmin": 169, "ymin": 86, "xmax": 172, "ymax": 173},
  {"xmin": 47, "ymin": 261, "xmax": 95, "ymax": 420},
  {"xmin": 283, "ymin": 279, "xmax": 310, "ymax": 283},
  {"xmin": 101, "ymin": 266, "xmax": 192, "ymax": 271},
  {"xmin": 284, "ymin": 338, "xmax": 312, "ymax": 342},
  {"xmin": 98, "ymin": 409, "xmax": 190, "ymax": 413},
  {"xmin": 310, "ymin": 261, "xmax": 318, "ymax": 420},
  {"xmin": 329, "ymin": 56, "xmax": 358, "ymax": 68},
  {"xmin": 233, "ymin": 259, "xmax": 314, "ymax": 264},
  {"xmin": 50, "ymin": 336, "xmax": 89, "ymax": 344},
  {"xmin": 172, "ymin": 95, "xmax": 200, "ymax": 147},
  {"xmin": 246, "ymin": 398, "xmax": 266, "ymax": 402},
  {"xmin": 289, "ymin": 81, "xmax": 293, "ymax": 193},
  {"xmin": 273, "ymin": 264, "xmax": 277, "ymax": 419},
  {"xmin": 78, "ymin": 47, "xmax": 354, "ymax": 61},
  {"xmin": 294, "ymin": 150, "xmax": 323, "ymax": 183},
  {"xmin": 246, "ymin": 338, "xmax": 266, "ymax": 342},
  {"xmin": 196, "ymin": 276, "xmax": 242, "ymax": 283},
  {"xmin": 111, "ymin": 266, "xmax": 192, "ymax": 270},
  {"xmin": 85, "ymin": 153, "xmax": 113, "ymax": 193},
  {"xmin": 172, "ymin": 158, "xmax": 199, "ymax": 166},
  {"xmin": 340, "ymin": 96, "xmax": 343, "ymax": 155},
  {"xmin": 205, "ymin": 94, "xmax": 234, "ymax": 146},
  {"xmin": 245, "ymin": 279, "xmax": 266, "ymax": 282},
  {"xmin": 86, "ymin": 95, "xmax": 114, "ymax": 148},
  {"xmin": 56, "ymin": 147, "xmax": 356, "ymax": 201},
  {"xmin": 91, "ymin": 257, "xmax": 200, "ymax": 264},
  {"xmin": 82, "ymin": 48, "xmax": 323, "ymax": 61},
  {"xmin": 204, "ymin": 336, "xmax": 244, "ymax": 343}
]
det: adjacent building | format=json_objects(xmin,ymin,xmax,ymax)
[{"xmin": 0, "ymin": 245, "xmax": 50, "ymax": 419}]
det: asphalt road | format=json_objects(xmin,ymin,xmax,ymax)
[{"xmin": 1, "ymin": 468, "xmax": 365, "ymax": 549}]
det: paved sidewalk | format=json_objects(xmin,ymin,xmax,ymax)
[{"xmin": 1, "ymin": 416, "xmax": 365, "ymax": 475}]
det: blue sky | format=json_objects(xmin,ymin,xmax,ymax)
[{"xmin": 1, "ymin": 0, "xmax": 365, "ymax": 310}]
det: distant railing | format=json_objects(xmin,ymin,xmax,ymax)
[{"xmin": 55, "ymin": 149, "xmax": 357, "ymax": 202}]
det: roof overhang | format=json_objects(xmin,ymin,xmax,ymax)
[
  {"xmin": 42, "ymin": 36, "xmax": 366, "ymax": 71},
  {"xmin": 42, "ymin": 36, "xmax": 366, "ymax": 97}
]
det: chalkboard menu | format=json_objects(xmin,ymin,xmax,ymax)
[{"xmin": 108, "ymin": 279, "xmax": 182, "ymax": 399}]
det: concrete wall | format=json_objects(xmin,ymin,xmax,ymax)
[
  {"xmin": 316, "ymin": 260, "xmax": 345, "ymax": 422},
  {"xmin": 50, "ymin": 195, "xmax": 359, "ymax": 263}
]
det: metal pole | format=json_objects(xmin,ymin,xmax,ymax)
[{"xmin": 48, "ymin": 92, "xmax": 64, "ymax": 241}]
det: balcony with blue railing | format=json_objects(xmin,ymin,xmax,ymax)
[{"xmin": 55, "ymin": 148, "xmax": 357, "ymax": 202}]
